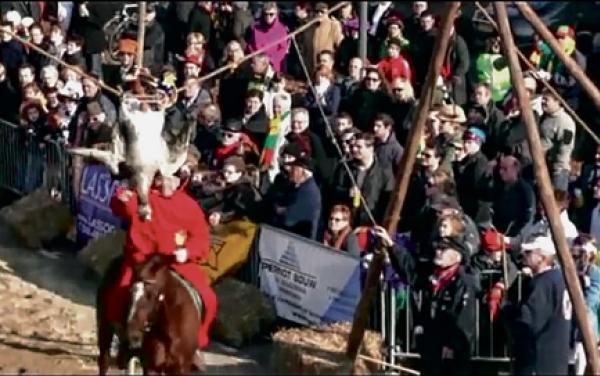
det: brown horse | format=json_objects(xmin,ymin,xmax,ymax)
[{"xmin": 96, "ymin": 254, "xmax": 204, "ymax": 375}]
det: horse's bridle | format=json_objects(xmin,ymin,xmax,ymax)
[{"xmin": 129, "ymin": 279, "xmax": 165, "ymax": 335}]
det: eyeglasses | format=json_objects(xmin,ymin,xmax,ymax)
[
  {"xmin": 365, "ymin": 77, "xmax": 380, "ymax": 82},
  {"xmin": 329, "ymin": 217, "xmax": 345, "ymax": 222}
]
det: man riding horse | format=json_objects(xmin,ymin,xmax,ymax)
[{"xmin": 102, "ymin": 171, "xmax": 218, "ymax": 370}]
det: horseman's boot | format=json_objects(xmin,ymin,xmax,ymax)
[{"xmin": 192, "ymin": 349, "xmax": 206, "ymax": 372}]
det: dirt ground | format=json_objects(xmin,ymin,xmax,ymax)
[{"xmin": 0, "ymin": 224, "xmax": 271, "ymax": 374}]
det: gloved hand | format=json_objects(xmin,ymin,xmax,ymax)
[
  {"xmin": 481, "ymin": 228, "xmax": 506, "ymax": 253},
  {"xmin": 486, "ymin": 282, "xmax": 504, "ymax": 322},
  {"xmin": 174, "ymin": 248, "xmax": 188, "ymax": 263}
]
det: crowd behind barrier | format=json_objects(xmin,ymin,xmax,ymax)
[{"xmin": 0, "ymin": 119, "xmax": 522, "ymax": 369}]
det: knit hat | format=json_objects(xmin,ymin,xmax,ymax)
[
  {"xmin": 285, "ymin": 155, "xmax": 312, "ymax": 171},
  {"xmin": 556, "ymin": 25, "xmax": 575, "ymax": 39},
  {"xmin": 463, "ymin": 127, "xmax": 486, "ymax": 144}
]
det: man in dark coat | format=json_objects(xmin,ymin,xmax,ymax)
[
  {"xmin": 330, "ymin": 132, "xmax": 394, "ymax": 226},
  {"xmin": 69, "ymin": 2, "xmax": 121, "ymax": 78},
  {"xmin": 372, "ymin": 113, "xmax": 404, "ymax": 174},
  {"xmin": 372, "ymin": 227, "xmax": 481, "ymax": 376},
  {"xmin": 188, "ymin": 2, "xmax": 213, "ymax": 43},
  {"xmin": 453, "ymin": 127, "xmax": 490, "ymax": 222},
  {"xmin": 444, "ymin": 28, "xmax": 470, "ymax": 106},
  {"xmin": 123, "ymin": 3, "xmax": 165, "ymax": 76}
]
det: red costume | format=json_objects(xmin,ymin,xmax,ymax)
[{"xmin": 105, "ymin": 185, "xmax": 218, "ymax": 349}]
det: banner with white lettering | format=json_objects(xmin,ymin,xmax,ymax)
[
  {"xmin": 258, "ymin": 225, "xmax": 361, "ymax": 326},
  {"xmin": 76, "ymin": 164, "xmax": 124, "ymax": 245}
]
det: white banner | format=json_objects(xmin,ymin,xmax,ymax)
[{"xmin": 258, "ymin": 225, "xmax": 361, "ymax": 326}]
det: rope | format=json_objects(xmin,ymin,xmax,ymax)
[
  {"xmin": 291, "ymin": 35, "xmax": 378, "ymax": 227},
  {"xmin": 474, "ymin": 1, "xmax": 600, "ymax": 145},
  {"xmin": 5, "ymin": 28, "xmax": 122, "ymax": 97},
  {"xmin": 184, "ymin": 1, "xmax": 351, "ymax": 92}
]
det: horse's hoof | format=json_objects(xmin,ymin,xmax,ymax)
[
  {"xmin": 138, "ymin": 206, "xmax": 152, "ymax": 221},
  {"xmin": 192, "ymin": 350, "xmax": 206, "ymax": 372}
]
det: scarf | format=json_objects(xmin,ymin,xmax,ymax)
[
  {"xmin": 323, "ymin": 226, "xmax": 353, "ymax": 250},
  {"xmin": 430, "ymin": 264, "xmax": 460, "ymax": 294}
]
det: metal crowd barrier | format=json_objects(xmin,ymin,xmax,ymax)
[
  {"xmin": 0, "ymin": 120, "xmax": 75, "ymax": 211},
  {"xmin": 384, "ymin": 270, "xmax": 524, "ymax": 368}
]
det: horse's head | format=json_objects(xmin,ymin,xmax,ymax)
[{"xmin": 126, "ymin": 254, "xmax": 171, "ymax": 348}]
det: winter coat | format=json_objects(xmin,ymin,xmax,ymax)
[
  {"xmin": 341, "ymin": 87, "xmax": 393, "ymax": 131},
  {"xmin": 330, "ymin": 157, "xmax": 394, "ymax": 225},
  {"xmin": 271, "ymin": 175, "xmax": 322, "ymax": 240},
  {"xmin": 444, "ymin": 33, "xmax": 470, "ymax": 106},
  {"xmin": 375, "ymin": 132, "xmax": 404, "ymax": 174},
  {"xmin": 247, "ymin": 18, "xmax": 289, "ymax": 73},
  {"xmin": 188, "ymin": 5, "xmax": 213, "ymax": 43},
  {"xmin": 312, "ymin": 16, "xmax": 344, "ymax": 68},
  {"xmin": 70, "ymin": 3, "xmax": 121, "ymax": 54},
  {"xmin": 388, "ymin": 244, "xmax": 481, "ymax": 376},
  {"xmin": 453, "ymin": 151, "xmax": 490, "ymax": 221}
]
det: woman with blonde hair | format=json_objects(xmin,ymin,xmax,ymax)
[
  {"xmin": 322, "ymin": 204, "xmax": 361, "ymax": 257},
  {"xmin": 221, "ymin": 40, "xmax": 245, "ymax": 67}
]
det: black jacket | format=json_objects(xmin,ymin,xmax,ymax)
[
  {"xmin": 453, "ymin": 151, "xmax": 490, "ymax": 221},
  {"xmin": 341, "ymin": 87, "xmax": 393, "ymax": 132},
  {"xmin": 388, "ymin": 243, "xmax": 481, "ymax": 376},
  {"xmin": 70, "ymin": 3, "xmax": 121, "ymax": 54},
  {"xmin": 330, "ymin": 157, "xmax": 394, "ymax": 226}
]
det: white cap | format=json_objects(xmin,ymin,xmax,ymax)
[
  {"xmin": 521, "ymin": 235, "xmax": 556, "ymax": 256},
  {"xmin": 5, "ymin": 10, "xmax": 21, "ymax": 25}
]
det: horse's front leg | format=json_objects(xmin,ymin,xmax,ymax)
[
  {"xmin": 96, "ymin": 318, "xmax": 112, "ymax": 375},
  {"xmin": 134, "ymin": 170, "xmax": 154, "ymax": 221},
  {"xmin": 142, "ymin": 338, "xmax": 166, "ymax": 375}
]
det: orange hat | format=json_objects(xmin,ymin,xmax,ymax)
[{"xmin": 119, "ymin": 38, "xmax": 138, "ymax": 55}]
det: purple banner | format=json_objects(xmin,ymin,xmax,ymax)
[{"xmin": 76, "ymin": 164, "xmax": 124, "ymax": 246}]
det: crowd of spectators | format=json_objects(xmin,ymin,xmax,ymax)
[{"xmin": 3, "ymin": 1, "xmax": 600, "ymax": 375}]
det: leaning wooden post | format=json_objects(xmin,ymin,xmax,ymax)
[
  {"xmin": 494, "ymin": 2, "xmax": 600, "ymax": 374},
  {"xmin": 136, "ymin": 2, "xmax": 147, "ymax": 68},
  {"xmin": 514, "ymin": 1, "xmax": 600, "ymax": 115},
  {"xmin": 345, "ymin": 1, "xmax": 462, "ymax": 362}
]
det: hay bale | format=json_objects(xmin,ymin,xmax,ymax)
[
  {"xmin": 212, "ymin": 278, "xmax": 276, "ymax": 347},
  {"xmin": 0, "ymin": 188, "xmax": 73, "ymax": 249},
  {"xmin": 77, "ymin": 230, "xmax": 125, "ymax": 276},
  {"xmin": 271, "ymin": 321, "xmax": 383, "ymax": 375}
]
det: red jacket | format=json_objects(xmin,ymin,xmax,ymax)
[
  {"xmin": 378, "ymin": 56, "xmax": 412, "ymax": 84},
  {"xmin": 110, "ymin": 186, "xmax": 210, "ymax": 265}
]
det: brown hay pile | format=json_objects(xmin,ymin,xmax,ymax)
[{"xmin": 271, "ymin": 321, "xmax": 383, "ymax": 375}]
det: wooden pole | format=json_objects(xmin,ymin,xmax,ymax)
[
  {"xmin": 473, "ymin": 1, "xmax": 600, "ymax": 145},
  {"xmin": 345, "ymin": 1, "xmax": 462, "ymax": 361},
  {"xmin": 136, "ymin": 2, "xmax": 147, "ymax": 68},
  {"xmin": 514, "ymin": 1, "xmax": 600, "ymax": 117},
  {"xmin": 494, "ymin": 3, "xmax": 600, "ymax": 374}
]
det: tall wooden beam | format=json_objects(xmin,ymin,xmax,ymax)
[
  {"xmin": 136, "ymin": 2, "xmax": 147, "ymax": 68},
  {"xmin": 514, "ymin": 1, "xmax": 600, "ymax": 116},
  {"xmin": 494, "ymin": 2, "xmax": 600, "ymax": 374},
  {"xmin": 345, "ymin": 1, "xmax": 462, "ymax": 362}
]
